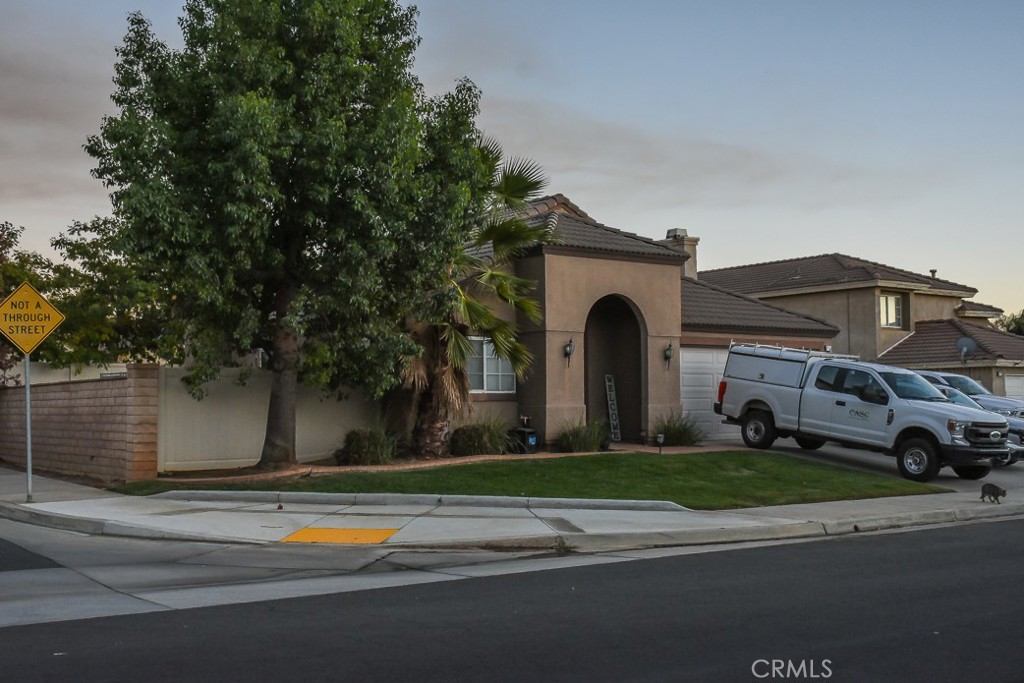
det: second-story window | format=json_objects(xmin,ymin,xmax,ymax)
[{"xmin": 880, "ymin": 293, "xmax": 903, "ymax": 328}]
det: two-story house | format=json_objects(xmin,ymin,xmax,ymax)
[{"xmin": 699, "ymin": 254, "xmax": 1024, "ymax": 399}]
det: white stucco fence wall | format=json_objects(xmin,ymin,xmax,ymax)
[{"xmin": 157, "ymin": 367, "xmax": 380, "ymax": 471}]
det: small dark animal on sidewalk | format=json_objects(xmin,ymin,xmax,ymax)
[{"xmin": 981, "ymin": 483, "xmax": 1006, "ymax": 504}]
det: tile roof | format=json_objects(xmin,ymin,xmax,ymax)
[
  {"xmin": 879, "ymin": 318, "xmax": 1024, "ymax": 365},
  {"xmin": 699, "ymin": 253, "xmax": 977, "ymax": 296},
  {"xmin": 492, "ymin": 194, "xmax": 684, "ymax": 262},
  {"xmin": 681, "ymin": 277, "xmax": 839, "ymax": 337},
  {"xmin": 520, "ymin": 193, "xmax": 594, "ymax": 222},
  {"xmin": 956, "ymin": 300, "xmax": 1004, "ymax": 317},
  {"xmin": 527, "ymin": 211, "xmax": 682, "ymax": 259}
]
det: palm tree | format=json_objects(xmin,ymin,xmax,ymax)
[{"xmin": 401, "ymin": 137, "xmax": 549, "ymax": 458}]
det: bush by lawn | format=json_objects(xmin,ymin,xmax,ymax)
[{"xmin": 114, "ymin": 451, "xmax": 947, "ymax": 510}]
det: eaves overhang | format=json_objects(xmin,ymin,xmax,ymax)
[
  {"xmin": 751, "ymin": 280, "xmax": 975, "ymax": 299},
  {"xmin": 530, "ymin": 243, "xmax": 687, "ymax": 266},
  {"xmin": 684, "ymin": 323, "xmax": 838, "ymax": 337}
]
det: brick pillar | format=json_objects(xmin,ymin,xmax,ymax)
[{"xmin": 124, "ymin": 363, "xmax": 159, "ymax": 481}]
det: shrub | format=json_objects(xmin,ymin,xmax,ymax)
[
  {"xmin": 450, "ymin": 417, "xmax": 512, "ymax": 457},
  {"xmin": 555, "ymin": 418, "xmax": 607, "ymax": 453},
  {"xmin": 335, "ymin": 426, "xmax": 396, "ymax": 466},
  {"xmin": 652, "ymin": 412, "xmax": 706, "ymax": 447}
]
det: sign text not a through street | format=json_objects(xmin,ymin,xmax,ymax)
[{"xmin": 0, "ymin": 281, "xmax": 65, "ymax": 355}]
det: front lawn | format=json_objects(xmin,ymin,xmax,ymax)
[{"xmin": 114, "ymin": 451, "xmax": 947, "ymax": 509}]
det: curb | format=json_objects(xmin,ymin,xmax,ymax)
[
  {"xmin": 0, "ymin": 501, "xmax": 254, "ymax": 545},
  {"xmin": 152, "ymin": 490, "xmax": 689, "ymax": 512},
  {"xmin": 3, "ymin": 498, "xmax": 1023, "ymax": 552}
]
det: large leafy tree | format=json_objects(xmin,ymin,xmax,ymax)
[
  {"xmin": 402, "ymin": 138, "xmax": 549, "ymax": 458},
  {"xmin": 86, "ymin": 1, "xmax": 487, "ymax": 468}
]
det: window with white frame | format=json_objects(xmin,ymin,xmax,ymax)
[
  {"xmin": 880, "ymin": 293, "xmax": 903, "ymax": 328},
  {"xmin": 468, "ymin": 337, "xmax": 516, "ymax": 393}
]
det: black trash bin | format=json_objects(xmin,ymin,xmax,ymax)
[{"xmin": 508, "ymin": 427, "xmax": 539, "ymax": 454}]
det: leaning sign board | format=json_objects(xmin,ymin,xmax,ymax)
[{"xmin": 0, "ymin": 281, "xmax": 65, "ymax": 354}]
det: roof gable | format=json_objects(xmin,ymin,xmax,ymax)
[
  {"xmin": 524, "ymin": 195, "xmax": 684, "ymax": 262},
  {"xmin": 699, "ymin": 253, "xmax": 977, "ymax": 297},
  {"xmin": 468, "ymin": 193, "xmax": 683, "ymax": 263}
]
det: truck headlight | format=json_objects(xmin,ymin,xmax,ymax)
[{"xmin": 946, "ymin": 419, "xmax": 967, "ymax": 437}]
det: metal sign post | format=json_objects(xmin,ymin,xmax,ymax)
[
  {"xmin": 0, "ymin": 281, "xmax": 65, "ymax": 503},
  {"xmin": 24, "ymin": 356, "xmax": 32, "ymax": 502}
]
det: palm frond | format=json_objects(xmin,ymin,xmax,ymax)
[
  {"xmin": 492, "ymin": 156, "xmax": 548, "ymax": 210},
  {"xmin": 475, "ymin": 215, "xmax": 553, "ymax": 262},
  {"xmin": 478, "ymin": 135, "xmax": 503, "ymax": 184},
  {"xmin": 480, "ymin": 317, "xmax": 534, "ymax": 378},
  {"xmin": 457, "ymin": 295, "xmax": 499, "ymax": 334}
]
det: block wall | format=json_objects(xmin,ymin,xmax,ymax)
[{"xmin": 0, "ymin": 364, "xmax": 158, "ymax": 483}]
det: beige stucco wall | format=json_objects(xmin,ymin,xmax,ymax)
[
  {"xmin": 762, "ymin": 287, "xmax": 969, "ymax": 361},
  {"xmin": 760, "ymin": 289, "xmax": 878, "ymax": 358},
  {"xmin": 458, "ymin": 398, "xmax": 520, "ymax": 428},
  {"xmin": 910, "ymin": 292, "xmax": 961, "ymax": 323},
  {"xmin": 516, "ymin": 252, "xmax": 681, "ymax": 444}
]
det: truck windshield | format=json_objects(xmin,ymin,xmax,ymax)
[
  {"xmin": 942, "ymin": 374, "xmax": 991, "ymax": 396},
  {"xmin": 878, "ymin": 371, "xmax": 948, "ymax": 400}
]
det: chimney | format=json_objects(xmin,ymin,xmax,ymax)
[
  {"xmin": 662, "ymin": 228, "xmax": 700, "ymax": 278},
  {"xmin": 929, "ymin": 269, "xmax": 937, "ymax": 278}
]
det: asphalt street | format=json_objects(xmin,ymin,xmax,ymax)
[{"xmin": 2, "ymin": 517, "xmax": 1021, "ymax": 683}]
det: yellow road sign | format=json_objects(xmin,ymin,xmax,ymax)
[{"xmin": 0, "ymin": 281, "xmax": 66, "ymax": 355}]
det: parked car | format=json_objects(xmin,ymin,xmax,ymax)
[
  {"xmin": 932, "ymin": 384, "xmax": 1022, "ymax": 467},
  {"xmin": 916, "ymin": 370, "xmax": 1024, "ymax": 419}
]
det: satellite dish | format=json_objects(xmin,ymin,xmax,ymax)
[{"xmin": 956, "ymin": 336, "xmax": 979, "ymax": 363}]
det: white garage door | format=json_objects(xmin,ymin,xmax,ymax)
[
  {"xmin": 1005, "ymin": 375, "xmax": 1024, "ymax": 401},
  {"xmin": 679, "ymin": 346, "xmax": 739, "ymax": 442}
]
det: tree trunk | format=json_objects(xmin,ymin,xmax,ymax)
[
  {"xmin": 413, "ymin": 386, "xmax": 452, "ymax": 459},
  {"xmin": 259, "ymin": 291, "xmax": 300, "ymax": 469}
]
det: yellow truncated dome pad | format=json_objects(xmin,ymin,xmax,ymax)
[{"xmin": 281, "ymin": 528, "xmax": 400, "ymax": 544}]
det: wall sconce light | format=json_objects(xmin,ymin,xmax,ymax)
[
  {"xmin": 664, "ymin": 341, "xmax": 674, "ymax": 368},
  {"xmin": 563, "ymin": 337, "xmax": 576, "ymax": 367}
]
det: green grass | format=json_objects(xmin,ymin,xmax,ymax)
[{"xmin": 113, "ymin": 451, "xmax": 948, "ymax": 510}]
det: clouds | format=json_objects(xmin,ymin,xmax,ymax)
[
  {"xmin": 0, "ymin": 7, "xmax": 119, "ymax": 250},
  {"xmin": 1, "ymin": 0, "xmax": 1020, "ymax": 314},
  {"xmin": 474, "ymin": 93, "xmax": 936, "ymax": 220}
]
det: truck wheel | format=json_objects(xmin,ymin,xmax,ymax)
[
  {"xmin": 896, "ymin": 438, "xmax": 941, "ymax": 482},
  {"xmin": 741, "ymin": 410, "xmax": 776, "ymax": 449},
  {"xmin": 794, "ymin": 436, "xmax": 826, "ymax": 450},
  {"xmin": 952, "ymin": 465, "xmax": 991, "ymax": 480}
]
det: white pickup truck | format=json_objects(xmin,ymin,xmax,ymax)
[{"xmin": 713, "ymin": 344, "xmax": 1009, "ymax": 482}]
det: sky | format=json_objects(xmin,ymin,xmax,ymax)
[{"xmin": 3, "ymin": 0, "xmax": 1022, "ymax": 313}]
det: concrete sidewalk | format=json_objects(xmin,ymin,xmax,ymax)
[{"xmin": 1, "ymin": 464, "xmax": 1022, "ymax": 553}]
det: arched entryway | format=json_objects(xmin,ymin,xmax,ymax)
[{"xmin": 584, "ymin": 295, "xmax": 645, "ymax": 442}]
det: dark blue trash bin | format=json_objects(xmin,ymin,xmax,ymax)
[{"xmin": 508, "ymin": 427, "xmax": 539, "ymax": 454}]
